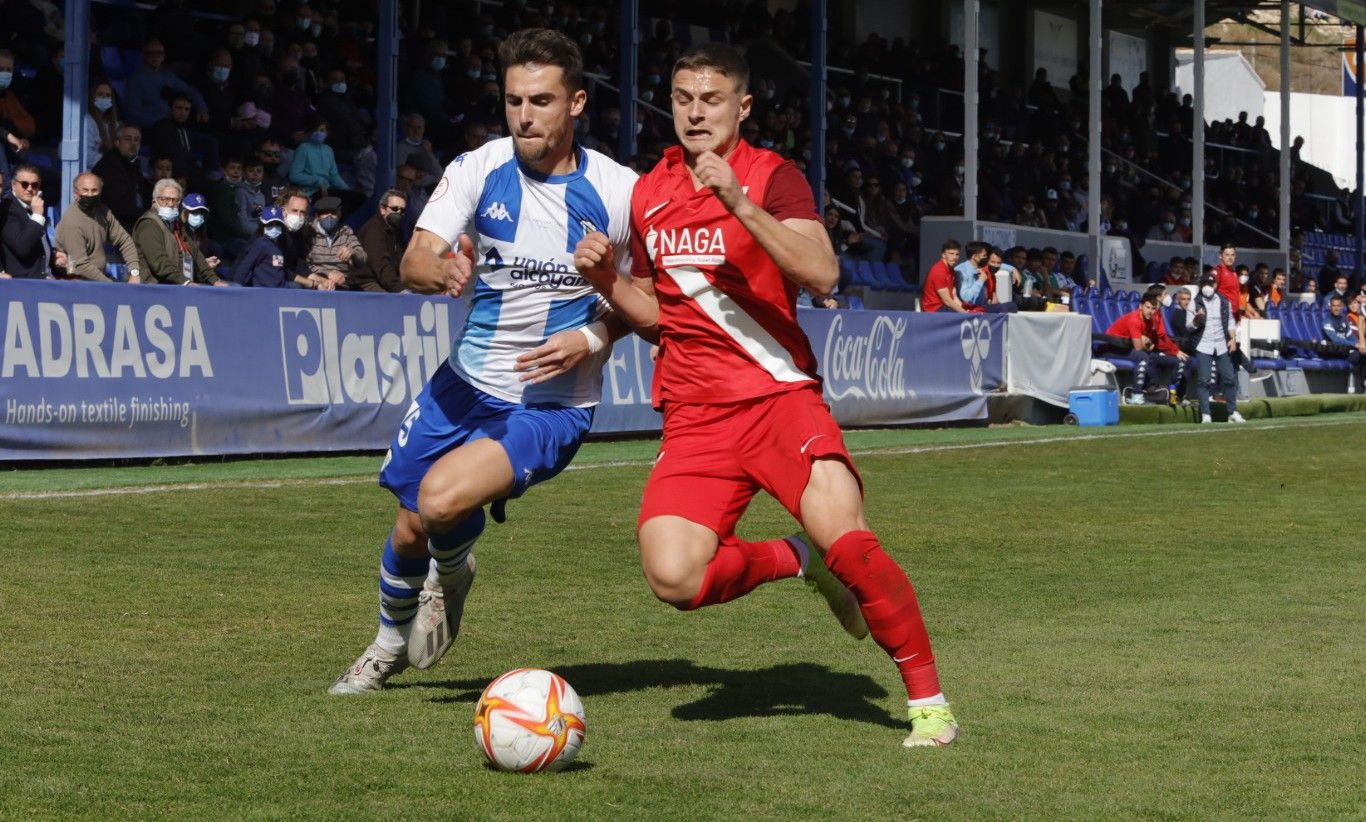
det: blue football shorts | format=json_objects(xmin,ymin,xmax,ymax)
[{"xmin": 379, "ymin": 361, "xmax": 595, "ymax": 512}]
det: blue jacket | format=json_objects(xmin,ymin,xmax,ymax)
[
  {"xmin": 231, "ymin": 235, "xmax": 291, "ymax": 287},
  {"xmin": 1322, "ymin": 312, "xmax": 1358, "ymax": 347},
  {"xmin": 288, "ymin": 141, "xmax": 348, "ymax": 197}
]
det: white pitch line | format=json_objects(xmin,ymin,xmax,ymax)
[{"xmin": 2, "ymin": 415, "xmax": 1361, "ymax": 501}]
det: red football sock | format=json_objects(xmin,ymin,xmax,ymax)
[
  {"xmin": 686, "ymin": 536, "xmax": 801, "ymax": 610},
  {"xmin": 824, "ymin": 530, "xmax": 942, "ymax": 700}
]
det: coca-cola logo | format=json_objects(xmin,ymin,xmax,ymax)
[
  {"xmin": 959, "ymin": 318, "xmax": 992, "ymax": 394},
  {"xmin": 821, "ymin": 314, "xmax": 908, "ymax": 401}
]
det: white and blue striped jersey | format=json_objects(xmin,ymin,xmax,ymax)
[{"xmin": 415, "ymin": 137, "xmax": 636, "ymax": 406}]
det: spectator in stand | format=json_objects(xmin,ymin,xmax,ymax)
[
  {"xmin": 235, "ymin": 157, "xmax": 269, "ymax": 235},
  {"xmin": 884, "ymin": 179, "xmax": 919, "ymax": 260},
  {"xmin": 230, "ymin": 205, "xmax": 295, "ymax": 287},
  {"xmin": 1324, "ymin": 274, "xmax": 1352, "ymax": 307},
  {"xmin": 1244, "ymin": 268, "xmax": 1271, "ymax": 319},
  {"xmin": 393, "ymin": 163, "xmax": 427, "ymax": 242},
  {"xmin": 1316, "ymin": 248, "xmax": 1349, "ymax": 296},
  {"xmin": 317, "ymin": 68, "xmax": 373, "ymax": 159},
  {"xmin": 206, "ymin": 157, "xmax": 253, "ymax": 259},
  {"xmin": 122, "ymin": 39, "xmax": 209, "ymax": 129},
  {"xmin": 1148, "ymin": 210, "xmax": 1181, "ymax": 242},
  {"xmin": 1164, "ymin": 256, "xmax": 1187, "ymax": 285},
  {"xmin": 55, "ymin": 172, "xmax": 144, "ymax": 283},
  {"xmin": 394, "ymin": 114, "xmax": 443, "ymax": 187},
  {"xmin": 133, "ymin": 178, "xmax": 225, "ymax": 286},
  {"xmin": 921, "ymin": 239, "xmax": 970, "ymax": 313},
  {"xmin": 1268, "ymin": 269, "xmax": 1288, "ymax": 309},
  {"xmin": 353, "ymin": 189, "xmax": 406, "ymax": 293},
  {"xmin": 148, "ymin": 94, "xmax": 214, "ymax": 187},
  {"xmin": 254, "ymin": 138, "xmax": 290, "ymax": 202},
  {"xmin": 822, "ymin": 203, "xmax": 860, "ymax": 259},
  {"xmin": 0, "ymin": 50, "xmax": 37, "ymax": 144},
  {"xmin": 954, "ymin": 241, "xmax": 989, "ymax": 301},
  {"xmin": 1100, "ymin": 287, "xmax": 1188, "ymax": 403},
  {"xmin": 86, "ymin": 82, "xmax": 121, "ymax": 170},
  {"xmin": 408, "ymin": 40, "xmax": 457, "ymax": 141},
  {"xmin": 278, "ymin": 187, "xmax": 323, "ymax": 289},
  {"xmin": 0, "ymin": 163, "xmax": 56, "ymax": 279},
  {"xmin": 196, "ymin": 49, "xmax": 241, "ymax": 138},
  {"xmin": 180, "ymin": 192, "xmax": 224, "ymax": 267},
  {"xmin": 1057, "ymin": 250, "xmax": 1089, "ymax": 290},
  {"xmin": 1320, "ymin": 294, "xmax": 1364, "ymax": 393},
  {"xmin": 1017, "ymin": 193, "xmax": 1046, "ymax": 228},
  {"xmin": 269, "ymin": 54, "xmax": 311, "ymax": 145},
  {"xmin": 289, "ymin": 116, "xmax": 349, "ymax": 200},
  {"xmin": 305, "ymin": 195, "xmax": 362, "ymax": 289}
]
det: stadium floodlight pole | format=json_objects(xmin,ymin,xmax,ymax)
[
  {"xmin": 1089, "ymin": 0, "xmax": 1102, "ymax": 278},
  {"xmin": 1193, "ymin": 0, "xmax": 1206, "ymax": 255},
  {"xmin": 375, "ymin": 0, "xmax": 399, "ymax": 194},
  {"xmin": 59, "ymin": 0, "xmax": 91, "ymax": 202},
  {"xmin": 618, "ymin": 0, "xmax": 639, "ymax": 161},
  {"xmin": 1279, "ymin": 0, "xmax": 1291, "ymax": 257},
  {"xmin": 807, "ymin": 0, "xmax": 828, "ymax": 211},
  {"xmin": 964, "ymin": 0, "xmax": 979, "ymax": 224},
  {"xmin": 1356, "ymin": 27, "xmax": 1364, "ymax": 284}
]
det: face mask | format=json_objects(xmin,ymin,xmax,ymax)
[
  {"xmin": 640, "ymin": 90, "xmax": 654, "ymax": 103},
  {"xmin": 1161, "ymin": 294, "xmax": 1173, "ymax": 307},
  {"xmin": 211, "ymin": 66, "xmax": 231, "ymax": 83},
  {"xmin": 244, "ymin": 31, "xmax": 260, "ymax": 46},
  {"xmin": 933, "ymin": 141, "xmax": 945, "ymax": 152},
  {"xmin": 310, "ymin": 130, "xmax": 327, "ymax": 143},
  {"xmin": 297, "ymin": 17, "xmax": 311, "ymax": 29},
  {"xmin": 1023, "ymin": 204, "xmax": 1035, "ymax": 214},
  {"xmin": 900, "ymin": 158, "xmax": 913, "ymax": 169},
  {"xmin": 78, "ymin": 194, "xmax": 101, "ymax": 210},
  {"xmin": 892, "ymin": 196, "xmax": 906, "ymax": 205},
  {"xmin": 431, "ymin": 57, "xmax": 447, "ymax": 71},
  {"xmin": 1249, "ymin": 210, "xmax": 1259, "ymax": 219},
  {"xmin": 1238, "ymin": 274, "xmax": 1249, "ymax": 285},
  {"xmin": 634, "ymin": 121, "xmax": 643, "ymax": 135},
  {"xmin": 1162, "ymin": 222, "xmax": 1175, "ymax": 232},
  {"xmin": 404, "ymin": 136, "xmax": 423, "ymax": 146},
  {"xmin": 285, "ymin": 213, "xmax": 305, "ymax": 231},
  {"xmin": 385, "ymin": 211, "xmax": 402, "ymax": 227},
  {"xmin": 954, "ymin": 166, "xmax": 964, "ymax": 177},
  {"xmin": 841, "ymin": 126, "xmax": 855, "ymax": 137},
  {"xmin": 1201, "ymin": 285, "xmax": 1215, "ymax": 298},
  {"xmin": 758, "ymin": 139, "xmax": 773, "ymax": 148},
  {"xmin": 264, "ymin": 225, "xmax": 283, "ymax": 239},
  {"xmin": 331, "ymin": 82, "xmax": 347, "ymax": 94},
  {"xmin": 310, "ymin": 23, "xmax": 322, "ymax": 37},
  {"xmin": 158, "ymin": 206, "xmax": 179, "ymax": 222},
  {"xmin": 910, "ymin": 175, "xmax": 922, "ymax": 189},
  {"xmin": 0, "ymin": 71, "xmax": 11, "ymax": 90},
  {"xmin": 838, "ymin": 96, "xmax": 850, "ymax": 107},
  {"xmin": 187, "ymin": 213, "xmax": 206, "ymax": 229},
  {"xmin": 1181, "ymin": 216, "xmax": 1192, "ymax": 227},
  {"xmin": 1182, "ymin": 179, "xmax": 1192, "ymax": 190},
  {"xmin": 1060, "ymin": 181, "xmax": 1071, "ymax": 191},
  {"xmin": 467, "ymin": 68, "xmax": 482, "ymax": 80},
  {"xmin": 1104, "ymin": 164, "xmax": 1115, "ymax": 174},
  {"xmin": 319, "ymin": 216, "xmax": 339, "ymax": 233},
  {"xmin": 94, "ymin": 97, "xmax": 114, "ymax": 112},
  {"xmin": 580, "ymin": 33, "xmax": 592, "ymax": 45}
]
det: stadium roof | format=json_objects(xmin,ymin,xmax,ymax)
[{"xmin": 1084, "ymin": 1, "xmax": 1365, "ymax": 32}]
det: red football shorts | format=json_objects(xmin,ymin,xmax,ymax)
[{"xmin": 638, "ymin": 386, "xmax": 861, "ymax": 536}]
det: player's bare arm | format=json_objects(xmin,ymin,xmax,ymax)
[
  {"xmin": 692, "ymin": 150, "xmax": 838, "ymax": 296},
  {"xmin": 400, "ymin": 229, "xmax": 474, "ymax": 297},
  {"xmin": 514, "ymin": 312, "xmax": 632, "ymax": 384},
  {"xmin": 574, "ymin": 232, "xmax": 661, "ymax": 342}
]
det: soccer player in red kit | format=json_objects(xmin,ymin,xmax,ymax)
[{"xmin": 572, "ymin": 43, "xmax": 958, "ymax": 747}]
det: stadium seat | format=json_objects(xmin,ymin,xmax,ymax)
[{"xmin": 845, "ymin": 295, "xmax": 865, "ymax": 310}]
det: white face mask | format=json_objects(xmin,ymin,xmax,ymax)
[
  {"xmin": 157, "ymin": 206, "xmax": 179, "ymax": 222},
  {"xmin": 1238, "ymin": 274, "xmax": 1249, "ymax": 285},
  {"xmin": 1201, "ymin": 285, "xmax": 1216, "ymax": 298},
  {"xmin": 1161, "ymin": 294, "xmax": 1172, "ymax": 307},
  {"xmin": 244, "ymin": 31, "xmax": 260, "ymax": 46},
  {"xmin": 187, "ymin": 213, "xmax": 205, "ymax": 229},
  {"xmin": 264, "ymin": 225, "xmax": 283, "ymax": 239},
  {"xmin": 285, "ymin": 213, "xmax": 306, "ymax": 232}
]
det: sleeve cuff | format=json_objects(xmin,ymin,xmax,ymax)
[{"xmin": 29, "ymin": 213, "xmax": 46, "ymax": 226}]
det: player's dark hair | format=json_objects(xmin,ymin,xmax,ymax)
[
  {"xmin": 10, "ymin": 162, "xmax": 41, "ymax": 179},
  {"xmin": 1220, "ymin": 243, "xmax": 1236, "ymax": 253},
  {"xmin": 941, "ymin": 238, "xmax": 961, "ymax": 252},
  {"xmin": 673, "ymin": 42, "xmax": 750, "ymax": 94},
  {"xmin": 1143, "ymin": 285, "xmax": 1167, "ymax": 303},
  {"xmin": 498, "ymin": 28, "xmax": 584, "ymax": 94},
  {"xmin": 1140, "ymin": 291, "xmax": 1164, "ymax": 307}
]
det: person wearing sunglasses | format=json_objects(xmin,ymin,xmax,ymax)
[{"xmin": 352, "ymin": 189, "xmax": 408, "ymax": 292}]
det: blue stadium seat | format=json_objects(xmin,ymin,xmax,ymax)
[
  {"xmin": 845, "ymin": 295, "xmax": 865, "ymax": 310},
  {"xmin": 877, "ymin": 261, "xmax": 909, "ymax": 291}
]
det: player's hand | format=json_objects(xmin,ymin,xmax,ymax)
[
  {"xmin": 440, "ymin": 233, "xmax": 475, "ymax": 297},
  {"xmin": 573, "ymin": 232, "xmax": 617, "ymax": 291},
  {"xmin": 515, "ymin": 328, "xmax": 591, "ymax": 384},
  {"xmin": 694, "ymin": 150, "xmax": 746, "ymax": 211}
]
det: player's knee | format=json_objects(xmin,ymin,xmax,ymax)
[
  {"xmin": 643, "ymin": 572, "xmax": 697, "ymax": 610},
  {"xmin": 416, "ymin": 482, "xmax": 477, "ymax": 535},
  {"xmin": 391, "ymin": 511, "xmax": 427, "ymax": 555},
  {"xmin": 638, "ymin": 548, "xmax": 702, "ymax": 609}
]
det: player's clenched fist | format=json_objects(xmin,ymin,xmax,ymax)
[
  {"xmin": 442, "ymin": 234, "xmax": 475, "ymax": 297},
  {"xmin": 694, "ymin": 150, "xmax": 745, "ymax": 211},
  {"xmin": 573, "ymin": 232, "xmax": 617, "ymax": 290}
]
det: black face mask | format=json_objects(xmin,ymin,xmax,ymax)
[
  {"xmin": 384, "ymin": 211, "xmax": 402, "ymax": 227},
  {"xmin": 78, "ymin": 194, "xmax": 101, "ymax": 210}
]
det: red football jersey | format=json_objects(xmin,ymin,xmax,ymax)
[
  {"xmin": 1214, "ymin": 263, "xmax": 1241, "ymax": 313},
  {"xmin": 630, "ymin": 141, "xmax": 823, "ymax": 405},
  {"xmin": 921, "ymin": 260, "xmax": 955, "ymax": 312},
  {"xmin": 1106, "ymin": 308, "xmax": 1179, "ymax": 355}
]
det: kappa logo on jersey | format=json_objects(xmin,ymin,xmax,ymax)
[
  {"xmin": 480, "ymin": 202, "xmax": 513, "ymax": 222},
  {"xmin": 656, "ymin": 226, "xmax": 727, "ymax": 266}
]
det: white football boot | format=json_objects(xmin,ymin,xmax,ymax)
[
  {"xmin": 328, "ymin": 643, "xmax": 407, "ymax": 694},
  {"xmin": 407, "ymin": 554, "xmax": 477, "ymax": 669}
]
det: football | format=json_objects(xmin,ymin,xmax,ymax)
[{"xmin": 473, "ymin": 668, "xmax": 586, "ymax": 773}]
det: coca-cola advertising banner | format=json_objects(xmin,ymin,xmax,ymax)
[{"xmin": 0, "ymin": 281, "xmax": 1002, "ymax": 460}]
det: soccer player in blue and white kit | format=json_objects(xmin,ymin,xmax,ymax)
[{"xmin": 330, "ymin": 29, "xmax": 637, "ymax": 693}]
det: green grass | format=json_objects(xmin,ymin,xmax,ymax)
[{"xmin": 2, "ymin": 420, "xmax": 1364, "ymax": 819}]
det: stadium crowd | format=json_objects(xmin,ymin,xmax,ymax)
[{"xmin": 0, "ymin": 0, "xmax": 1362, "ymax": 298}]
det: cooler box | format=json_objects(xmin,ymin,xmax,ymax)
[{"xmin": 1068, "ymin": 387, "xmax": 1120, "ymax": 426}]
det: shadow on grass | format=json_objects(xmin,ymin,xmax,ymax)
[
  {"xmin": 404, "ymin": 659, "xmax": 901, "ymax": 730},
  {"xmin": 481, "ymin": 760, "xmax": 595, "ymax": 775}
]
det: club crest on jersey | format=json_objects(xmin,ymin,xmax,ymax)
[
  {"xmin": 656, "ymin": 226, "xmax": 727, "ymax": 267},
  {"xmin": 480, "ymin": 202, "xmax": 513, "ymax": 222}
]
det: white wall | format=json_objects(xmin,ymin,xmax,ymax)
[
  {"xmin": 1262, "ymin": 91, "xmax": 1362, "ymax": 188},
  {"xmin": 1033, "ymin": 9, "xmax": 1078, "ymax": 86},
  {"xmin": 1173, "ymin": 50, "xmax": 1267, "ymax": 125}
]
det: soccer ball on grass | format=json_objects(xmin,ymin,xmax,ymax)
[{"xmin": 473, "ymin": 668, "xmax": 586, "ymax": 773}]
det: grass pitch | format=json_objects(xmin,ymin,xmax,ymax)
[{"xmin": 2, "ymin": 418, "xmax": 1364, "ymax": 819}]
